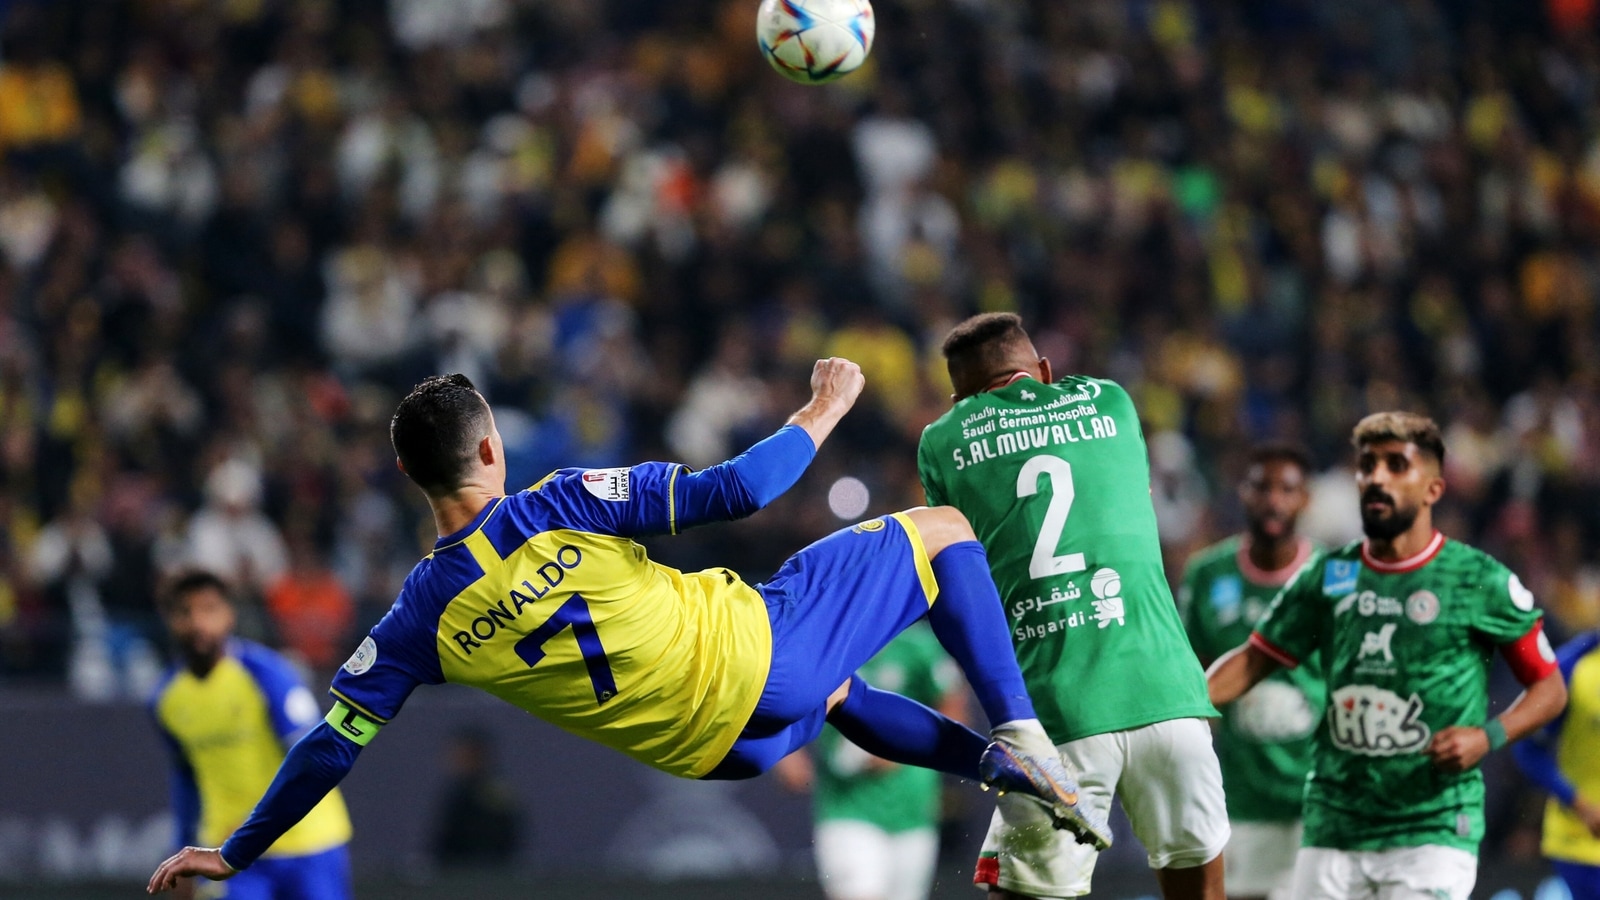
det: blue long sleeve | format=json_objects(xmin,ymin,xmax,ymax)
[
  {"xmin": 1513, "ymin": 736, "xmax": 1577, "ymax": 806},
  {"xmin": 218, "ymin": 722, "xmax": 361, "ymax": 870},
  {"xmin": 673, "ymin": 424, "xmax": 816, "ymax": 527},
  {"xmin": 160, "ymin": 735, "xmax": 201, "ymax": 849}
]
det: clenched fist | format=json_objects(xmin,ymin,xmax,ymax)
[
  {"xmin": 809, "ymin": 357, "xmax": 865, "ymax": 410},
  {"xmin": 788, "ymin": 357, "xmax": 866, "ymax": 451},
  {"xmin": 1425, "ymin": 726, "xmax": 1490, "ymax": 773}
]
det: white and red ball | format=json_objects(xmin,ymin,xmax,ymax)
[{"xmin": 756, "ymin": 0, "xmax": 875, "ymax": 85}]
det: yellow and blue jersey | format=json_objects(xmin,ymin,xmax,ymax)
[
  {"xmin": 151, "ymin": 640, "xmax": 351, "ymax": 857},
  {"xmin": 330, "ymin": 459, "xmax": 782, "ymax": 778},
  {"xmin": 219, "ymin": 425, "xmax": 821, "ymax": 872},
  {"xmin": 1516, "ymin": 631, "xmax": 1600, "ymax": 866}
]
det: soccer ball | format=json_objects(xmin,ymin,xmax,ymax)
[{"xmin": 756, "ymin": 0, "xmax": 875, "ymax": 85}]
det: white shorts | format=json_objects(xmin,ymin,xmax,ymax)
[
  {"xmin": 815, "ymin": 820, "xmax": 939, "ymax": 900},
  {"xmin": 975, "ymin": 717, "xmax": 1229, "ymax": 898},
  {"xmin": 1290, "ymin": 845, "xmax": 1477, "ymax": 900},
  {"xmin": 1225, "ymin": 820, "xmax": 1302, "ymax": 899}
]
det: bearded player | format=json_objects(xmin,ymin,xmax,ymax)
[
  {"xmin": 1180, "ymin": 445, "xmax": 1322, "ymax": 900},
  {"xmin": 150, "ymin": 359, "xmax": 1107, "ymax": 893},
  {"xmin": 1208, "ymin": 412, "xmax": 1568, "ymax": 899},
  {"xmin": 918, "ymin": 313, "xmax": 1227, "ymax": 900}
]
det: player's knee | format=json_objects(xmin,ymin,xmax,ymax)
[{"xmin": 903, "ymin": 505, "xmax": 976, "ymax": 557}]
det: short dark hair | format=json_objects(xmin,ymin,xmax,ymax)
[
  {"xmin": 159, "ymin": 569, "xmax": 231, "ymax": 613},
  {"xmin": 391, "ymin": 374, "xmax": 492, "ymax": 494},
  {"xmin": 1246, "ymin": 442, "xmax": 1313, "ymax": 477},
  {"xmin": 1351, "ymin": 411, "xmax": 1446, "ymax": 465},
  {"xmin": 941, "ymin": 314, "xmax": 1034, "ymax": 395}
]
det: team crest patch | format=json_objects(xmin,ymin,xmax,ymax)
[
  {"xmin": 1507, "ymin": 574, "xmax": 1534, "ymax": 611},
  {"xmin": 343, "ymin": 636, "xmax": 377, "ymax": 675},
  {"xmin": 853, "ymin": 518, "xmax": 887, "ymax": 533},
  {"xmin": 1405, "ymin": 590, "xmax": 1440, "ymax": 625},
  {"xmin": 581, "ymin": 467, "xmax": 630, "ymax": 502},
  {"xmin": 1323, "ymin": 560, "xmax": 1359, "ymax": 596}
]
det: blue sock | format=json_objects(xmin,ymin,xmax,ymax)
[
  {"xmin": 826, "ymin": 676, "xmax": 987, "ymax": 779},
  {"xmin": 927, "ymin": 541, "xmax": 1036, "ymax": 726}
]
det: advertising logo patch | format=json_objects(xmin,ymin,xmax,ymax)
[
  {"xmin": 581, "ymin": 468, "xmax": 631, "ymax": 502},
  {"xmin": 1323, "ymin": 559, "xmax": 1359, "ymax": 596}
]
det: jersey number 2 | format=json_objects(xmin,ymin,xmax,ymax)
[
  {"xmin": 1016, "ymin": 455, "xmax": 1086, "ymax": 579},
  {"xmin": 514, "ymin": 594, "xmax": 619, "ymax": 704}
]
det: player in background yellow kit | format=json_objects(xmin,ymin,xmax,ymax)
[
  {"xmin": 148, "ymin": 358, "xmax": 1109, "ymax": 893},
  {"xmin": 151, "ymin": 571, "xmax": 352, "ymax": 899},
  {"xmin": 1514, "ymin": 630, "xmax": 1600, "ymax": 899}
]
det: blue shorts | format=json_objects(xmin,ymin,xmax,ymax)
[
  {"xmin": 1556, "ymin": 860, "xmax": 1600, "ymax": 900},
  {"xmin": 704, "ymin": 513, "xmax": 938, "ymax": 779},
  {"xmin": 208, "ymin": 845, "xmax": 351, "ymax": 900}
]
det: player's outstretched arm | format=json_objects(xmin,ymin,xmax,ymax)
[
  {"xmin": 1205, "ymin": 640, "xmax": 1283, "ymax": 706},
  {"xmin": 662, "ymin": 358, "xmax": 864, "ymax": 531},
  {"xmin": 147, "ymin": 722, "xmax": 363, "ymax": 893}
]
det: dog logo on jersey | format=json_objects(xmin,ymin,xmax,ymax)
[
  {"xmin": 1405, "ymin": 590, "xmax": 1440, "ymax": 625},
  {"xmin": 853, "ymin": 518, "xmax": 886, "ymax": 533},
  {"xmin": 1359, "ymin": 623, "xmax": 1398, "ymax": 663},
  {"xmin": 343, "ymin": 636, "xmax": 377, "ymax": 676},
  {"xmin": 1323, "ymin": 560, "xmax": 1359, "ymax": 596},
  {"xmin": 1328, "ymin": 684, "xmax": 1430, "ymax": 756},
  {"xmin": 581, "ymin": 467, "xmax": 630, "ymax": 502}
]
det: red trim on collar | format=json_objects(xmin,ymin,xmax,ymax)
[
  {"xmin": 1237, "ymin": 536, "xmax": 1314, "ymax": 587},
  {"xmin": 1361, "ymin": 531, "xmax": 1446, "ymax": 573}
]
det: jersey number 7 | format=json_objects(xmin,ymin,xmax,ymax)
[{"xmin": 514, "ymin": 593, "xmax": 619, "ymax": 704}]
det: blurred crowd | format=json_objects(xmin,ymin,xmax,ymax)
[{"xmin": 0, "ymin": 0, "xmax": 1597, "ymax": 860}]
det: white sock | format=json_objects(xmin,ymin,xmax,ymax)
[{"xmin": 990, "ymin": 718, "xmax": 1058, "ymax": 758}]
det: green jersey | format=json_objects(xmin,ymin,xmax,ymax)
[
  {"xmin": 813, "ymin": 623, "xmax": 959, "ymax": 833},
  {"xmin": 1252, "ymin": 534, "xmax": 1545, "ymax": 853},
  {"xmin": 1180, "ymin": 536, "xmax": 1324, "ymax": 823},
  {"xmin": 917, "ymin": 375, "xmax": 1215, "ymax": 743}
]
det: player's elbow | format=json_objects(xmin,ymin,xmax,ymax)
[{"xmin": 1530, "ymin": 670, "xmax": 1569, "ymax": 725}]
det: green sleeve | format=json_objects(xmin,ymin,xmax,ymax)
[
  {"xmin": 1471, "ymin": 563, "xmax": 1543, "ymax": 644},
  {"xmin": 1253, "ymin": 556, "xmax": 1325, "ymax": 667},
  {"xmin": 916, "ymin": 434, "xmax": 947, "ymax": 507},
  {"xmin": 1177, "ymin": 564, "xmax": 1207, "ymax": 657}
]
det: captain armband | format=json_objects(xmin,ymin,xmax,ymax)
[{"xmin": 325, "ymin": 700, "xmax": 384, "ymax": 746}]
